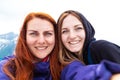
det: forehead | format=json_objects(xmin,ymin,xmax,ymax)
[
  {"xmin": 27, "ymin": 18, "xmax": 54, "ymax": 30},
  {"xmin": 62, "ymin": 14, "xmax": 82, "ymax": 28}
]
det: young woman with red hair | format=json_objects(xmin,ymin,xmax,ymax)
[{"xmin": 0, "ymin": 12, "xmax": 61, "ymax": 80}]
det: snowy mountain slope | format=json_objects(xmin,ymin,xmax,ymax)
[{"xmin": 0, "ymin": 32, "xmax": 18, "ymax": 60}]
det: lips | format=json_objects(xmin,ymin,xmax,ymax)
[
  {"xmin": 69, "ymin": 40, "xmax": 80, "ymax": 45},
  {"xmin": 35, "ymin": 46, "xmax": 47, "ymax": 50}
]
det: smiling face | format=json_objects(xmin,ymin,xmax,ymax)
[
  {"xmin": 26, "ymin": 18, "xmax": 55, "ymax": 60},
  {"xmin": 61, "ymin": 14, "xmax": 86, "ymax": 54}
]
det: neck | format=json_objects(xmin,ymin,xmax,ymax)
[{"xmin": 41, "ymin": 56, "xmax": 49, "ymax": 62}]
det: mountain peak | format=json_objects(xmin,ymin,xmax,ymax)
[{"xmin": 0, "ymin": 32, "xmax": 18, "ymax": 40}]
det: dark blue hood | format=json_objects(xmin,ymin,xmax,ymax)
[{"xmin": 72, "ymin": 10, "xmax": 96, "ymax": 63}]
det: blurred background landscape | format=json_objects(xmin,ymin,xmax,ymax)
[{"xmin": 0, "ymin": 32, "xmax": 17, "ymax": 60}]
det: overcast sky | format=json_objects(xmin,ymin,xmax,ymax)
[{"xmin": 0, "ymin": 0, "xmax": 120, "ymax": 45}]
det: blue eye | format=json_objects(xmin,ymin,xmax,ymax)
[
  {"xmin": 77, "ymin": 27, "xmax": 82, "ymax": 30},
  {"xmin": 29, "ymin": 32, "xmax": 38, "ymax": 36},
  {"xmin": 75, "ymin": 27, "xmax": 84, "ymax": 31},
  {"xmin": 62, "ymin": 30, "xmax": 68, "ymax": 34},
  {"xmin": 47, "ymin": 33, "xmax": 52, "ymax": 35},
  {"xmin": 45, "ymin": 32, "xmax": 53, "ymax": 37}
]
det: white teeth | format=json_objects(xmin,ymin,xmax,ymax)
[
  {"xmin": 69, "ymin": 41, "xmax": 79, "ymax": 44},
  {"xmin": 37, "ymin": 47, "xmax": 46, "ymax": 50}
]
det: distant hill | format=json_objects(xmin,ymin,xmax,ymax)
[{"xmin": 0, "ymin": 32, "xmax": 18, "ymax": 60}]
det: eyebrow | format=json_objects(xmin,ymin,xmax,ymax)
[
  {"xmin": 27, "ymin": 30, "xmax": 37, "ymax": 32},
  {"xmin": 27, "ymin": 30, "xmax": 54, "ymax": 32},
  {"xmin": 74, "ymin": 24, "xmax": 83, "ymax": 27},
  {"xmin": 61, "ymin": 27, "xmax": 68, "ymax": 30},
  {"xmin": 62, "ymin": 24, "xmax": 83, "ymax": 29},
  {"xmin": 44, "ymin": 30, "xmax": 54, "ymax": 33}
]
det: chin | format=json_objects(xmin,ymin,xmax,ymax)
[{"xmin": 71, "ymin": 50, "xmax": 79, "ymax": 53}]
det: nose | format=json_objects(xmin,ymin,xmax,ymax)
[
  {"xmin": 37, "ymin": 34, "xmax": 45, "ymax": 44},
  {"xmin": 69, "ymin": 30, "xmax": 76, "ymax": 39}
]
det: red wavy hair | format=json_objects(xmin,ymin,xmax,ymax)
[{"xmin": 3, "ymin": 12, "xmax": 61, "ymax": 80}]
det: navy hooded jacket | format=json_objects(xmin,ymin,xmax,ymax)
[
  {"xmin": 61, "ymin": 60, "xmax": 120, "ymax": 80},
  {"xmin": 0, "ymin": 56, "xmax": 52, "ymax": 80}
]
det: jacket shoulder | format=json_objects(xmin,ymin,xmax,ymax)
[
  {"xmin": 90, "ymin": 40, "xmax": 120, "ymax": 50},
  {"xmin": 0, "ymin": 56, "xmax": 12, "ymax": 79}
]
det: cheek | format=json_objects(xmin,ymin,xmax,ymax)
[
  {"xmin": 61, "ymin": 35, "xmax": 65, "ymax": 42},
  {"xmin": 80, "ymin": 31, "xmax": 86, "ymax": 40},
  {"xmin": 47, "ymin": 36, "xmax": 55, "ymax": 45},
  {"xmin": 82, "ymin": 34, "xmax": 86, "ymax": 41},
  {"xmin": 26, "ymin": 36, "xmax": 35, "ymax": 45},
  {"xmin": 61, "ymin": 35, "xmax": 67, "ymax": 46}
]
